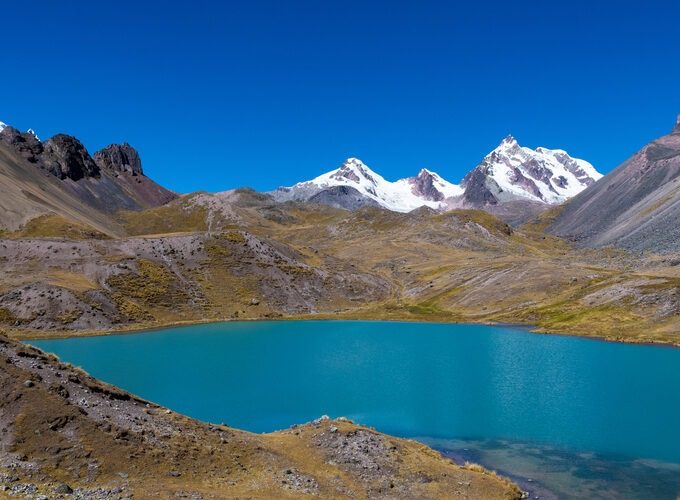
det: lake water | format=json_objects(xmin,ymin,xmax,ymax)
[{"xmin": 29, "ymin": 321, "xmax": 680, "ymax": 498}]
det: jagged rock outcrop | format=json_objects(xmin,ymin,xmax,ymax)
[
  {"xmin": 1, "ymin": 128, "xmax": 102, "ymax": 182},
  {"xmin": 41, "ymin": 134, "xmax": 100, "ymax": 181},
  {"xmin": 409, "ymin": 169, "xmax": 446, "ymax": 201},
  {"xmin": 0, "ymin": 126, "xmax": 44, "ymax": 164},
  {"xmin": 461, "ymin": 167, "xmax": 500, "ymax": 206},
  {"xmin": 0, "ymin": 119, "xmax": 178, "ymax": 232},
  {"xmin": 94, "ymin": 143, "xmax": 143, "ymax": 176}
]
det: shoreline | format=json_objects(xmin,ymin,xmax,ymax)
[
  {"xmin": 11, "ymin": 313, "xmax": 680, "ymax": 349},
  {"xmin": 0, "ymin": 334, "xmax": 525, "ymax": 498}
]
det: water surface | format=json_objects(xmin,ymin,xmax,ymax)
[{"xmin": 29, "ymin": 321, "xmax": 680, "ymax": 498}]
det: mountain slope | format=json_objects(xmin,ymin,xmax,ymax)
[
  {"xmin": 0, "ymin": 142, "xmax": 124, "ymax": 235},
  {"xmin": 549, "ymin": 116, "xmax": 680, "ymax": 252},
  {"xmin": 0, "ymin": 122, "xmax": 176, "ymax": 234}
]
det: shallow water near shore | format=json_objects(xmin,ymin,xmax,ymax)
[{"xmin": 29, "ymin": 320, "xmax": 680, "ymax": 498}]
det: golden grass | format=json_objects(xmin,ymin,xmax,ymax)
[
  {"xmin": 119, "ymin": 202, "xmax": 208, "ymax": 235},
  {"xmin": 11, "ymin": 214, "xmax": 110, "ymax": 240},
  {"xmin": 0, "ymin": 307, "xmax": 16, "ymax": 323},
  {"xmin": 46, "ymin": 270, "xmax": 98, "ymax": 292}
]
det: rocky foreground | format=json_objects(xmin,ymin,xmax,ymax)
[{"xmin": 0, "ymin": 335, "xmax": 523, "ymax": 499}]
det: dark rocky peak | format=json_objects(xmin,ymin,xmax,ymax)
[
  {"xmin": 94, "ymin": 143, "xmax": 143, "ymax": 176},
  {"xmin": 0, "ymin": 125, "xmax": 44, "ymax": 163},
  {"xmin": 410, "ymin": 169, "xmax": 444, "ymax": 201},
  {"xmin": 41, "ymin": 134, "xmax": 100, "ymax": 181},
  {"xmin": 461, "ymin": 167, "xmax": 498, "ymax": 206}
]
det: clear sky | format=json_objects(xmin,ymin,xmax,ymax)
[{"xmin": 2, "ymin": 1, "xmax": 679, "ymax": 193}]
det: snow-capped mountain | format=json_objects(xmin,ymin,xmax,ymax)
[
  {"xmin": 0, "ymin": 121, "xmax": 7, "ymax": 133},
  {"xmin": 271, "ymin": 137, "xmax": 601, "ymax": 213},
  {"xmin": 271, "ymin": 158, "xmax": 462, "ymax": 212},
  {"xmin": 461, "ymin": 135, "xmax": 602, "ymax": 205}
]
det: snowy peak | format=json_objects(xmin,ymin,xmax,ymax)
[
  {"xmin": 271, "ymin": 157, "xmax": 460, "ymax": 212},
  {"xmin": 497, "ymin": 134, "xmax": 519, "ymax": 150},
  {"xmin": 462, "ymin": 136, "xmax": 602, "ymax": 205},
  {"xmin": 271, "ymin": 138, "xmax": 600, "ymax": 213},
  {"xmin": 0, "ymin": 121, "xmax": 7, "ymax": 133},
  {"xmin": 322, "ymin": 158, "xmax": 385, "ymax": 193}
]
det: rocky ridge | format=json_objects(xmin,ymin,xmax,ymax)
[{"xmin": 0, "ymin": 120, "xmax": 177, "ymax": 233}]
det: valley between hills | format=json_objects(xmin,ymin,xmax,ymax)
[{"xmin": 1, "ymin": 116, "xmax": 680, "ymax": 498}]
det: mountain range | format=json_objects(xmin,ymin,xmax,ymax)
[
  {"xmin": 270, "ymin": 137, "xmax": 602, "ymax": 215},
  {"xmin": 5, "ymin": 116, "xmax": 680, "ymax": 256}
]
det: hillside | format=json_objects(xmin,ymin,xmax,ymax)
[
  {"xmin": 0, "ymin": 143, "xmax": 124, "ymax": 236},
  {"xmin": 1, "ymin": 188, "xmax": 678, "ymax": 345},
  {"xmin": 550, "ymin": 116, "xmax": 680, "ymax": 252},
  {"xmin": 0, "ymin": 124, "xmax": 176, "ymax": 235}
]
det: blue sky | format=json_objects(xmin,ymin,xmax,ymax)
[{"xmin": 2, "ymin": 1, "xmax": 679, "ymax": 193}]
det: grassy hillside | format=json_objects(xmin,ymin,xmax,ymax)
[{"xmin": 0, "ymin": 189, "xmax": 678, "ymax": 345}]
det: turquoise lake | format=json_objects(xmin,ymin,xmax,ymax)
[{"xmin": 29, "ymin": 321, "xmax": 680, "ymax": 498}]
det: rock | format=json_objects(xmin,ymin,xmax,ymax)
[
  {"xmin": 409, "ymin": 169, "xmax": 445, "ymax": 201},
  {"xmin": 52, "ymin": 384, "xmax": 70, "ymax": 399},
  {"xmin": 23, "ymin": 380, "xmax": 34, "ymax": 388},
  {"xmin": 94, "ymin": 143, "xmax": 143, "ymax": 176},
  {"xmin": 41, "ymin": 134, "xmax": 100, "ymax": 181},
  {"xmin": 0, "ymin": 126, "xmax": 43, "ymax": 163},
  {"xmin": 168, "ymin": 470, "xmax": 181, "ymax": 477},
  {"xmin": 54, "ymin": 482, "xmax": 73, "ymax": 494},
  {"xmin": 329, "ymin": 425, "xmax": 338, "ymax": 433},
  {"xmin": 249, "ymin": 298, "xmax": 260, "ymax": 306}
]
